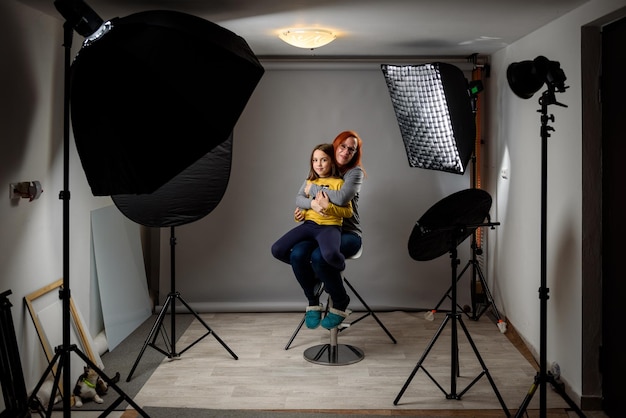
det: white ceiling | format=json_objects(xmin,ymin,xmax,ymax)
[{"xmin": 20, "ymin": 0, "xmax": 588, "ymax": 58}]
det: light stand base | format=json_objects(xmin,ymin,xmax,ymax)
[
  {"xmin": 126, "ymin": 292, "xmax": 238, "ymax": 382},
  {"xmin": 514, "ymin": 372, "xmax": 586, "ymax": 417},
  {"xmin": 395, "ymin": 245, "xmax": 509, "ymax": 416},
  {"xmin": 393, "ymin": 312, "xmax": 509, "ymax": 415},
  {"xmin": 429, "ymin": 240, "xmax": 506, "ymax": 332},
  {"xmin": 28, "ymin": 344, "xmax": 149, "ymax": 417}
]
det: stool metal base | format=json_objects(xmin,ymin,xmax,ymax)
[{"xmin": 303, "ymin": 343, "xmax": 364, "ymax": 365}]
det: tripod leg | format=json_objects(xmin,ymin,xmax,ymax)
[
  {"xmin": 126, "ymin": 294, "xmax": 173, "ymax": 382},
  {"xmin": 431, "ymin": 261, "xmax": 472, "ymax": 316},
  {"xmin": 26, "ymin": 349, "xmax": 63, "ymax": 415},
  {"xmin": 343, "ymin": 278, "xmax": 397, "ymax": 343},
  {"xmin": 513, "ymin": 374, "xmax": 538, "ymax": 418},
  {"xmin": 457, "ymin": 317, "xmax": 509, "ymax": 415},
  {"xmin": 285, "ymin": 315, "xmax": 306, "ymax": 350},
  {"xmin": 175, "ymin": 295, "xmax": 238, "ymax": 360},
  {"xmin": 394, "ymin": 314, "xmax": 450, "ymax": 405},
  {"xmin": 285, "ymin": 282, "xmax": 324, "ymax": 350},
  {"xmin": 543, "ymin": 374, "xmax": 586, "ymax": 417},
  {"xmin": 473, "ymin": 263, "xmax": 505, "ymax": 324},
  {"xmin": 72, "ymin": 346, "xmax": 150, "ymax": 418}
]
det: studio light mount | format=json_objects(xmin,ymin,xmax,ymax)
[
  {"xmin": 27, "ymin": 0, "xmax": 263, "ymax": 416},
  {"xmin": 507, "ymin": 57, "xmax": 585, "ymax": 418}
]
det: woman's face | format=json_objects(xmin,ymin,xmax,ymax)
[{"xmin": 335, "ymin": 136, "xmax": 358, "ymax": 168}]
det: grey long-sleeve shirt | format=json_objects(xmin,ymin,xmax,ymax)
[{"xmin": 296, "ymin": 166, "xmax": 363, "ymax": 237}]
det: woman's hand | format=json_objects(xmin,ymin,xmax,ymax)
[
  {"xmin": 315, "ymin": 190, "xmax": 330, "ymax": 210},
  {"xmin": 294, "ymin": 207, "xmax": 305, "ymax": 222},
  {"xmin": 311, "ymin": 199, "xmax": 325, "ymax": 215}
]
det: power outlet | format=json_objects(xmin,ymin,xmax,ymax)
[{"xmin": 550, "ymin": 361, "xmax": 561, "ymax": 380}]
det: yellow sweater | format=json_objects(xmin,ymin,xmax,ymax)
[{"xmin": 301, "ymin": 177, "xmax": 352, "ymax": 226}]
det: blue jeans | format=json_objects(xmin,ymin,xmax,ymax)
[{"xmin": 289, "ymin": 232, "xmax": 361, "ymax": 311}]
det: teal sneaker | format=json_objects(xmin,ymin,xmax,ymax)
[
  {"xmin": 321, "ymin": 307, "xmax": 351, "ymax": 330},
  {"xmin": 305, "ymin": 305, "xmax": 323, "ymax": 329}
]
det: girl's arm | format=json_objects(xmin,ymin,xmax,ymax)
[
  {"xmin": 323, "ymin": 201, "xmax": 353, "ymax": 218},
  {"xmin": 314, "ymin": 190, "xmax": 353, "ymax": 218},
  {"xmin": 307, "ymin": 167, "xmax": 363, "ymax": 206}
]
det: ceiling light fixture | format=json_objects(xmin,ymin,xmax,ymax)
[{"xmin": 279, "ymin": 28, "xmax": 336, "ymax": 49}]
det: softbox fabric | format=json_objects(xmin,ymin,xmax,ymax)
[
  {"xmin": 70, "ymin": 10, "xmax": 264, "ymax": 196},
  {"xmin": 111, "ymin": 133, "xmax": 232, "ymax": 228},
  {"xmin": 381, "ymin": 62, "xmax": 475, "ymax": 174}
]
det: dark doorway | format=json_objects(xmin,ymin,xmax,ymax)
[{"xmin": 601, "ymin": 16, "xmax": 626, "ymax": 417}]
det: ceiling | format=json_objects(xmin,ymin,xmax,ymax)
[{"xmin": 20, "ymin": 0, "xmax": 588, "ymax": 58}]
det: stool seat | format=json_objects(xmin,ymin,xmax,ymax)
[{"xmin": 348, "ymin": 245, "xmax": 363, "ymax": 260}]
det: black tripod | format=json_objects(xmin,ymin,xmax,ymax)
[
  {"xmin": 430, "ymin": 225, "xmax": 506, "ymax": 329},
  {"xmin": 26, "ymin": 21, "xmax": 149, "ymax": 418},
  {"xmin": 394, "ymin": 227, "xmax": 509, "ymax": 416},
  {"xmin": 127, "ymin": 226, "xmax": 238, "ymax": 382},
  {"xmin": 513, "ymin": 86, "xmax": 585, "ymax": 418},
  {"xmin": 428, "ymin": 127, "xmax": 505, "ymax": 329}
]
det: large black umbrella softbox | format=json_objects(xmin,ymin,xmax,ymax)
[{"xmin": 70, "ymin": 10, "xmax": 264, "ymax": 196}]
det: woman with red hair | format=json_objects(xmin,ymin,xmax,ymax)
[{"xmin": 290, "ymin": 130, "xmax": 365, "ymax": 330}]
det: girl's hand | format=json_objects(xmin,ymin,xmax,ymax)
[{"xmin": 294, "ymin": 207, "xmax": 305, "ymax": 222}]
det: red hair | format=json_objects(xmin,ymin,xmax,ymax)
[{"xmin": 332, "ymin": 130, "xmax": 365, "ymax": 175}]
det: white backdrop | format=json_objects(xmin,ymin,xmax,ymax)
[{"xmin": 159, "ymin": 62, "xmax": 477, "ymax": 313}]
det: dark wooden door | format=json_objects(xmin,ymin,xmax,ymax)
[{"xmin": 601, "ymin": 16, "xmax": 626, "ymax": 417}]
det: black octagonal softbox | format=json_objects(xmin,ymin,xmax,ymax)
[{"xmin": 70, "ymin": 10, "xmax": 264, "ymax": 196}]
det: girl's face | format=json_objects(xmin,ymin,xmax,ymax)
[
  {"xmin": 312, "ymin": 149, "xmax": 333, "ymax": 177},
  {"xmin": 335, "ymin": 136, "xmax": 358, "ymax": 167}
]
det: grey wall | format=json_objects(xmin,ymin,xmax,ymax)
[{"xmin": 159, "ymin": 62, "xmax": 475, "ymax": 313}]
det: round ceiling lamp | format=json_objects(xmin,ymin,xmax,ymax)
[{"xmin": 279, "ymin": 28, "xmax": 336, "ymax": 49}]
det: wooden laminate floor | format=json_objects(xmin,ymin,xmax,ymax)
[{"xmin": 116, "ymin": 310, "xmax": 601, "ymax": 416}]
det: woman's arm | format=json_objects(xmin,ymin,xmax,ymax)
[
  {"xmin": 307, "ymin": 167, "xmax": 363, "ymax": 206},
  {"xmin": 295, "ymin": 180, "xmax": 313, "ymax": 209}
]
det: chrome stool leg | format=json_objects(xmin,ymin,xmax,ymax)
[{"xmin": 303, "ymin": 296, "xmax": 364, "ymax": 366}]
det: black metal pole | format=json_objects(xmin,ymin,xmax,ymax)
[
  {"xmin": 539, "ymin": 91, "xmax": 550, "ymax": 417},
  {"xmin": 170, "ymin": 226, "xmax": 178, "ymax": 358},
  {"xmin": 449, "ymin": 245, "xmax": 459, "ymax": 397},
  {"xmin": 514, "ymin": 88, "xmax": 585, "ymax": 418},
  {"xmin": 60, "ymin": 21, "xmax": 73, "ymax": 417}
]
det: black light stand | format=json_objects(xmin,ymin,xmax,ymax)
[
  {"xmin": 394, "ymin": 224, "xmax": 509, "ymax": 415},
  {"xmin": 126, "ymin": 226, "xmax": 238, "ymax": 382},
  {"xmin": 0, "ymin": 290, "xmax": 29, "ymax": 418},
  {"xmin": 428, "ymin": 153, "xmax": 505, "ymax": 328},
  {"xmin": 26, "ymin": 21, "xmax": 149, "ymax": 418},
  {"xmin": 512, "ymin": 84, "xmax": 585, "ymax": 418}
]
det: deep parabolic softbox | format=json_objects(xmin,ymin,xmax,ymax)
[
  {"xmin": 111, "ymin": 133, "xmax": 233, "ymax": 228},
  {"xmin": 70, "ymin": 10, "xmax": 264, "ymax": 196}
]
